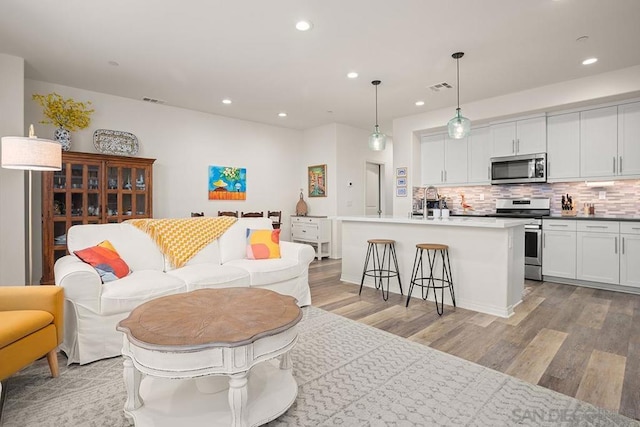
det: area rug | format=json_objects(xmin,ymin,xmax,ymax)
[{"xmin": 3, "ymin": 306, "xmax": 637, "ymax": 427}]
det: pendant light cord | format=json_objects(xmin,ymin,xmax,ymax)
[
  {"xmin": 375, "ymin": 84, "xmax": 379, "ymax": 127},
  {"xmin": 456, "ymin": 56, "xmax": 460, "ymax": 110}
]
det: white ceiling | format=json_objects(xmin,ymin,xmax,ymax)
[{"xmin": 2, "ymin": 0, "xmax": 640, "ymax": 134}]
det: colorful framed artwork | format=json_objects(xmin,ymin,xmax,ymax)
[
  {"xmin": 396, "ymin": 177, "xmax": 407, "ymax": 187},
  {"xmin": 208, "ymin": 166, "xmax": 246, "ymax": 200},
  {"xmin": 308, "ymin": 164, "xmax": 327, "ymax": 197},
  {"xmin": 396, "ymin": 187, "xmax": 407, "ymax": 197},
  {"xmin": 396, "ymin": 167, "xmax": 407, "ymax": 177}
]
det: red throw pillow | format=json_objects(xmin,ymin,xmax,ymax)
[{"xmin": 74, "ymin": 240, "xmax": 131, "ymax": 282}]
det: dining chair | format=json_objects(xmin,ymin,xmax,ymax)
[
  {"xmin": 218, "ymin": 211, "xmax": 239, "ymax": 218},
  {"xmin": 268, "ymin": 210, "xmax": 282, "ymax": 229},
  {"xmin": 241, "ymin": 211, "xmax": 264, "ymax": 218}
]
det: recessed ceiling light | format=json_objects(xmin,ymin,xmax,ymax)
[
  {"xmin": 415, "ymin": 101, "xmax": 425, "ymax": 106},
  {"xmin": 278, "ymin": 112, "xmax": 287, "ymax": 117},
  {"xmin": 295, "ymin": 20, "xmax": 312, "ymax": 31},
  {"xmin": 347, "ymin": 72, "xmax": 358, "ymax": 79},
  {"xmin": 222, "ymin": 99, "xmax": 232, "ymax": 104},
  {"xmin": 582, "ymin": 57, "xmax": 598, "ymax": 65}
]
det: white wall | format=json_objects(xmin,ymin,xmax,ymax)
[
  {"xmin": 335, "ymin": 123, "xmax": 393, "ymax": 217},
  {"xmin": 393, "ymin": 64, "xmax": 640, "ymax": 215},
  {"xmin": 25, "ymin": 79, "xmax": 305, "ymax": 280},
  {"xmin": 0, "ymin": 53, "xmax": 26, "ymax": 285},
  {"xmin": 300, "ymin": 124, "xmax": 338, "ymax": 217}
]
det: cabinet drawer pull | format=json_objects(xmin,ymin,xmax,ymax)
[
  {"xmin": 622, "ymin": 237, "xmax": 625, "ymax": 255},
  {"xmin": 548, "ymin": 224, "xmax": 568, "ymax": 227},
  {"xmin": 633, "ymin": 227, "xmax": 640, "ymax": 230},
  {"xmin": 586, "ymin": 225, "xmax": 607, "ymax": 229},
  {"xmin": 615, "ymin": 236, "xmax": 618, "ymax": 254},
  {"xmin": 613, "ymin": 157, "xmax": 616, "ymax": 174},
  {"xmin": 620, "ymin": 156, "xmax": 623, "ymax": 173},
  {"xmin": 512, "ymin": 140, "xmax": 515, "ymax": 153}
]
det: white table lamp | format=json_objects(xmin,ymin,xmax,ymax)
[{"xmin": 1, "ymin": 125, "xmax": 62, "ymax": 285}]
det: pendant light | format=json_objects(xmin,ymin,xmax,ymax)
[
  {"xmin": 368, "ymin": 80, "xmax": 386, "ymax": 151},
  {"xmin": 447, "ymin": 52, "xmax": 471, "ymax": 139}
]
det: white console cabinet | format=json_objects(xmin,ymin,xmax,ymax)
[{"xmin": 291, "ymin": 216, "xmax": 331, "ymax": 260}]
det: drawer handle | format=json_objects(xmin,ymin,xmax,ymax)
[
  {"xmin": 548, "ymin": 224, "xmax": 568, "ymax": 227},
  {"xmin": 622, "ymin": 237, "xmax": 625, "ymax": 255},
  {"xmin": 632, "ymin": 227, "xmax": 640, "ymax": 230},
  {"xmin": 586, "ymin": 225, "xmax": 607, "ymax": 229},
  {"xmin": 615, "ymin": 236, "xmax": 618, "ymax": 254}
]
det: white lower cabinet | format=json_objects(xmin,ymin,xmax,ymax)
[
  {"xmin": 291, "ymin": 216, "xmax": 331, "ymax": 260},
  {"xmin": 620, "ymin": 222, "xmax": 640, "ymax": 288},
  {"xmin": 542, "ymin": 220, "xmax": 577, "ymax": 279},
  {"xmin": 542, "ymin": 219, "xmax": 640, "ymax": 292},
  {"xmin": 576, "ymin": 221, "xmax": 620, "ymax": 285}
]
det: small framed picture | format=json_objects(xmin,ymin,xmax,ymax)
[
  {"xmin": 396, "ymin": 167, "xmax": 407, "ymax": 177},
  {"xmin": 308, "ymin": 164, "xmax": 327, "ymax": 197},
  {"xmin": 396, "ymin": 187, "xmax": 407, "ymax": 197},
  {"xmin": 396, "ymin": 177, "xmax": 407, "ymax": 187}
]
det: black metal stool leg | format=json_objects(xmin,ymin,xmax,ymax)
[
  {"xmin": 390, "ymin": 244, "xmax": 403, "ymax": 295},
  {"xmin": 380, "ymin": 243, "xmax": 390, "ymax": 301},
  {"xmin": 359, "ymin": 243, "xmax": 373, "ymax": 295},
  {"xmin": 445, "ymin": 249, "xmax": 456, "ymax": 307},
  {"xmin": 406, "ymin": 248, "xmax": 421, "ymax": 307}
]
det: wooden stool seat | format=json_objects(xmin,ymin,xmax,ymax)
[
  {"xmin": 416, "ymin": 243, "xmax": 448, "ymax": 251},
  {"xmin": 406, "ymin": 242, "xmax": 455, "ymax": 315},
  {"xmin": 368, "ymin": 239, "xmax": 396, "ymax": 245},
  {"xmin": 359, "ymin": 239, "xmax": 403, "ymax": 301}
]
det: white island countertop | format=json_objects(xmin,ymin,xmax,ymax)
[{"xmin": 338, "ymin": 215, "xmax": 533, "ymax": 229}]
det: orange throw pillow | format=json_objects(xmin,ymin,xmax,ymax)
[{"xmin": 74, "ymin": 240, "xmax": 131, "ymax": 282}]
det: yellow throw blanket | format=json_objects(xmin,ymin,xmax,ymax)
[{"xmin": 127, "ymin": 217, "xmax": 237, "ymax": 268}]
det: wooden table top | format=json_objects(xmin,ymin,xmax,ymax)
[{"xmin": 117, "ymin": 288, "xmax": 301, "ymax": 350}]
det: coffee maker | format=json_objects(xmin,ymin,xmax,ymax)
[{"xmin": 413, "ymin": 186, "xmax": 446, "ymax": 218}]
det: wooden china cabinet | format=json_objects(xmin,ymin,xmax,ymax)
[{"xmin": 40, "ymin": 152, "xmax": 155, "ymax": 285}]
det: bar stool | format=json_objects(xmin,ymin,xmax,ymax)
[
  {"xmin": 359, "ymin": 239, "xmax": 403, "ymax": 301},
  {"xmin": 406, "ymin": 243, "xmax": 455, "ymax": 315}
]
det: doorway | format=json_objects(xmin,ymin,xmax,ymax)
[{"xmin": 365, "ymin": 162, "xmax": 382, "ymax": 216}]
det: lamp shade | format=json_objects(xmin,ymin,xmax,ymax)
[
  {"xmin": 447, "ymin": 109, "xmax": 471, "ymax": 139},
  {"xmin": 1, "ymin": 136, "xmax": 62, "ymax": 171},
  {"xmin": 369, "ymin": 125, "xmax": 387, "ymax": 151}
]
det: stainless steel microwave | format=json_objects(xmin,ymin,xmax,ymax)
[{"xmin": 490, "ymin": 153, "xmax": 546, "ymax": 184}]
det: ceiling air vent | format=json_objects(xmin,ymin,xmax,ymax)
[
  {"xmin": 142, "ymin": 97, "xmax": 166, "ymax": 104},
  {"xmin": 428, "ymin": 82, "xmax": 453, "ymax": 92}
]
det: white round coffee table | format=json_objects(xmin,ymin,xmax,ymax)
[{"xmin": 116, "ymin": 287, "xmax": 302, "ymax": 427}]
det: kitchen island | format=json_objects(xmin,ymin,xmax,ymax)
[{"xmin": 339, "ymin": 216, "xmax": 532, "ymax": 317}]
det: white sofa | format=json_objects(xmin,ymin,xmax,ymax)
[{"xmin": 54, "ymin": 217, "xmax": 315, "ymax": 365}]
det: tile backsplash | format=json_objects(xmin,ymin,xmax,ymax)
[{"xmin": 413, "ymin": 180, "xmax": 640, "ymax": 217}]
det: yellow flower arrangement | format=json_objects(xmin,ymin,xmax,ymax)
[{"xmin": 32, "ymin": 93, "xmax": 95, "ymax": 132}]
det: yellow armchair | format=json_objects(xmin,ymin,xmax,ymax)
[{"xmin": 0, "ymin": 286, "xmax": 64, "ymax": 384}]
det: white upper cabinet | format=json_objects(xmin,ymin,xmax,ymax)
[
  {"xmin": 467, "ymin": 126, "xmax": 491, "ymax": 184},
  {"xmin": 445, "ymin": 137, "xmax": 468, "ymax": 184},
  {"xmin": 547, "ymin": 112, "xmax": 580, "ymax": 180},
  {"xmin": 580, "ymin": 106, "xmax": 618, "ymax": 177},
  {"xmin": 618, "ymin": 101, "xmax": 640, "ymax": 176},
  {"xmin": 421, "ymin": 134, "xmax": 445, "ymax": 185},
  {"xmin": 420, "ymin": 134, "xmax": 467, "ymax": 186},
  {"xmin": 491, "ymin": 116, "xmax": 546, "ymax": 157}
]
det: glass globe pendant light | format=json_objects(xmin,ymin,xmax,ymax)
[
  {"xmin": 368, "ymin": 80, "xmax": 386, "ymax": 151},
  {"xmin": 447, "ymin": 52, "xmax": 471, "ymax": 139}
]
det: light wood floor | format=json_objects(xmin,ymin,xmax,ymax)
[{"xmin": 308, "ymin": 258, "xmax": 640, "ymax": 421}]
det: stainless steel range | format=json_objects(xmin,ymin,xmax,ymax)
[{"xmin": 488, "ymin": 198, "xmax": 550, "ymax": 281}]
